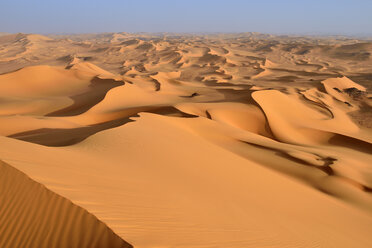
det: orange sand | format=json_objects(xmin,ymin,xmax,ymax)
[{"xmin": 1, "ymin": 32, "xmax": 372, "ymax": 247}]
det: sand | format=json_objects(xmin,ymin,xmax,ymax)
[
  {"xmin": 0, "ymin": 160, "xmax": 131, "ymax": 248},
  {"xmin": 0, "ymin": 32, "xmax": 372, "ymax": 247}
]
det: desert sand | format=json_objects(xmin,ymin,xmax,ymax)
[{"xmin": 0, "ymin": 32, "xmax": 372, "ymax": 247}]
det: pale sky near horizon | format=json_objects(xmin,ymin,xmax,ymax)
[{"xmin": 0, "ymin": 0, "xmax": 371, "ymax": 36}]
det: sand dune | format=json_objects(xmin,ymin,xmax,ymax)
[
  {"xmin": 0, "ymin": 32, "xmax": 372, "ymax": 247},
  {"xmin": 0, "ymin": 160, "xmax": 132, "ymax": 248}
]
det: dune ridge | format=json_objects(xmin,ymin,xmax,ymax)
[{"xmin": 0, "ymin": 160, "xmax": 132, "ymax": 248}]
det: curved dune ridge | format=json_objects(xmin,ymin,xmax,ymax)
[
  {"xmin": 0, "ymin": 160, "xmax": 132, "ymax": 248},
  {"xmin": 0, "ymin": 33, "xmax": 372, "ymax": 247}
]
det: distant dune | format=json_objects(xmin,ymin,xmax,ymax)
[{"xmin": 0, "ymin": 32, "xmax": 372, "ymax": 248}]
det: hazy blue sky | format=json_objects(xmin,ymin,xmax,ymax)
[{"xmin": 0, "ymin": 0, "xmax": 371, "ymax": 35}]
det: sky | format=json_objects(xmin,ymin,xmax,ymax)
[{"xmin": 0, "ymin": 0, "xmax": 371, "ymax": 36}]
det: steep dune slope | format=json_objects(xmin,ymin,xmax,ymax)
[{"xmin": 0, "ymin": 160, "xmax": 132, "ymax": 248}]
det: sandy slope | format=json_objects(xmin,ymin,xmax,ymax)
[
  {"xmin": 0, "ymin": 160, "xmax": 132, "ymax": 248},
  {"xmin": 0, "ymin": 33, "xmax": 372, "ymax": 247}
]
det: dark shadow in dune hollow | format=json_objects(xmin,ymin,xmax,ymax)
[
  {"xmin": 46, "ymin": 77, "xmax": 124, "ymax": 117},
  {"xmin": 9, "ymin": 107, "xmax": 198, "ymax": 147}
]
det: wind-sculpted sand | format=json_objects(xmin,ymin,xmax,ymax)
[
  {"xmin": 1, "ymin": 32, "xmax": 372, "ymax": 247},
  {"xmin": 0, "ymin": 160, "xmax": 132, "ymax": 248}
]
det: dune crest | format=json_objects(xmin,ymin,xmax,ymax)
[{"xmin": 0, "ymin": 160, "xmax": 132, "ymax": 248}]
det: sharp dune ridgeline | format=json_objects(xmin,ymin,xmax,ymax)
[
  {"xmin": 0, "ymin": 160, "xmax": 132, "ymax": 248},
  {"xmin": 1, "ymin": 32, "xmax": 372, "ymax": 247}
]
